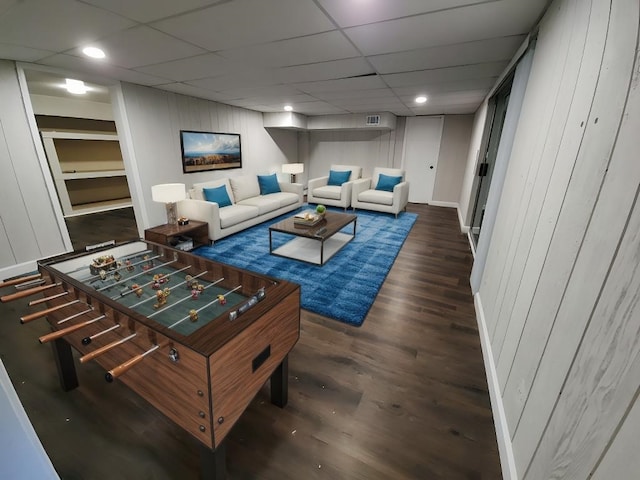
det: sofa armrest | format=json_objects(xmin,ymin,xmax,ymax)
[
  {"xmin": 176, "ymin": 199, "xmax": 221, "ymax": 241},
  {"xmin": 308, "ymin": 176, "xmax": 329, "ymax": 191},
  {"xmin": 279, "ymin": 182, "xmax": 304, "ymax": 205}
]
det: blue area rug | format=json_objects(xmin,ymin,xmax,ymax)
[{"xmin": 193, "ymin": 207, "xmax": 417, "ymax": 326}]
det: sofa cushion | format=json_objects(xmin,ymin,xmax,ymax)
[
  {"xmin": 376, "ymin": 174, "xmax": 403, "ymax": 192},
  {"xmin": 237, "ymin": 195, "xmax": 281, "ymax": 215},
  {"xmin": 229, "ymin": 176, "xmax": 260, "ymax": 202},
  {"xmin": 272, "ymin": 191, "xmax": 300, "ymax": 208},
  {"xmin": 203, "ymin": 185, "xmax": 232, "ymax": 207},
  {"xmin": 327, "ymin": 169, "xmax": 351, "ymax": 186},
  {"xmin": 357, "ymin": 189, "xmax": 394, "ymax": 206},
  {"xmin": 191, "ymin": 178, "xmax": 235, "ymax": 203},
  {"xmin": 311, "ymin": 185, "xmax": 342, "ymax": 200},
  {"xmin": 218, "ymin": 205, "xmax": 259, "ymax": 229},
  {"xmin": 257, "ymin": 173, "xmax": 281, "ymax": 195}
]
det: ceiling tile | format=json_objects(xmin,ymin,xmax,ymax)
[
  {"xmin": 317, "ymin": 0, "xmax": 488, "ymax": 27},
  {"xmin": 81, "ymin": 25, "xmax": 206, "ymax": 69},
  {"xmin": 343, "ymin": 1, "xmax": 547, "ymax": 55},
  {"xmin": 218, "ymin": 31, "xmax": 360, "ymax": 69},
  {"xmin": 0, "ymin": 43, "xmax": 54, "ymax": 62},
  {"xmin": 152, "ymin": 0, "xmax": 335, "ymax": 51},
  {"xmin": 0, "ymin": 0, "xmax": 135, "ymax": 52},
  {"xmin": 135, "ymin": 53, "xmax": 233, "ymax": 82},
  {"xmin": 368, "ymin": 35, "xmax": 526, "ymax": 74},
  {"xmin": 274, "ymin": 57, "xmax": 373, "ymax": 84},
  {"xmin": 296, "ymin": 75, "xmax": 387, "ymax": 94},
  {"xmin": 186, "ymin": 69, "xmax": 282, "ymax": 92},
  {"xmin": 391, "ymin": 77, "xmax": 498, "ymax": 96},
  {"xmin": 155, "ymin": 82, "xmax": 238, "ymax": 102},
  {"xmin": 382, "ymin": 62, "xmax": 508, "ymax": 88},
  {"xmin": 311, "ymin": 88, "xmax": 395, "ymax": 101},
  {"xmin": 38, "ymin": 53, "xmax": 171, "ymax": 86},
  {"xmin": 79, "ymin": 0, "xmax": 228, "ymax": 23}
]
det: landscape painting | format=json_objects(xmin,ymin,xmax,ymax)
[{"xmin": 180, "ymin": 130, "xmax": 242, "ymax": 173}]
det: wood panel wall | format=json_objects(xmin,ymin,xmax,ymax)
[
  {"xmin": 0, "ymin": 60, "xmax": 68, "ymax": 279},
  {"xmin": 474, "ymin": 0, "xmax": 640, "ymax": 477},
  {"xmin": 115, "ymin": 83, "xmax": 299, "ymax": 228}
]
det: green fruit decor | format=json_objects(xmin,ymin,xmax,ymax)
[{"xmin": 316, "ymin": 205, "xmax": 326, "ymax": 214}]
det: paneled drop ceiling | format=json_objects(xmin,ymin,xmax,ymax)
[{"xmin": 0, "ymin": 0, "xmax": 550, "ymax": 116}]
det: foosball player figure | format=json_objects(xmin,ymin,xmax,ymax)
[
  {"xmin": 185, "ymin": 274, "xmax": 194, "ymax": 289},
  {"xmin": 217, "ymin": 294, "xmax": 227, "ymax": 305},
  {"xmin": 191, "ymin": 288, "xmax": 200, "ymax": 299},
  {"xmin": 131, "ymin": 283, "xmax": 143, "ymax": 298},
  {"xmin": 125, "ymin": 260, "xmax": 134, "ymax": 272},
  {"xmin": 114, "ymin": 271, "xmax": 122, "ymax": 282},
  {"xmin": 189, "ymin": 309, "xmax": 198, "ymax": 322},
  {"xmin": 153, "ymin": 289, "xmax": 170, "ymax": 309}
]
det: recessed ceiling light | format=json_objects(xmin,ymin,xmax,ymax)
[
  {"xmin": 65, "ymin": 78, "xmax": 88, "ymax": 94},
  {"xmin": 284, "ymin": 105, "xmax": 293, "ymax": 111},
  {"xmin": 415, "ymin": 96, "xmax": 427, "ymax": 104},
  {"xmin": 82, "ymin": 46, "xmax": 105, "ymax": 59}
]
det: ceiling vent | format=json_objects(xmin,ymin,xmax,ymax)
[{"xmin": 365, "ymin": 114, "xmax": 381, "ymax": 126}]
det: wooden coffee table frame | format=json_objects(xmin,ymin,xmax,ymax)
[{"xmin": 269, "ymin": 211, "xmax": 357, "ymax": 265}]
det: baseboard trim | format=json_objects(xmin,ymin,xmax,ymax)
[
  {"xmin": 474, "ymin": 293, "xmax": 518, "ymax": 480},
  {"xmin": 0, "ymin": 261, "xmax": 38, "ymax": 284},
  {"xmin": 428, "ymin": 200, "xmax": 458, "ymax": 208}
]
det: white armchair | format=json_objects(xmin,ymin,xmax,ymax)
[
  {"xmin": 352, "ymin": 167, "xmax": 410, "ymax": 218},
  {"xmin": 307, "ymin": 164, "xmax": 362, "ymax": 210}
]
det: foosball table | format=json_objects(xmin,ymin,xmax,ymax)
[{"xmin": 0, "ymin": 240, "xmax": 301, "ymax": 479}]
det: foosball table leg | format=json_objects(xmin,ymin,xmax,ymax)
[
  {"xmin": 52, "ymin": 338, "xmax": 79, "ymax": 391},
  {"xmin": 270, "ymin": 355, "xmax": 288, "ymax": 408},
  {"xmin": 200, "ymin": 442, "xmax": 226, "ymax": 480}
]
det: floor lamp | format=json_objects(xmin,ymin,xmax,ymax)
[
  {"xmin": 282, "ymin": 163, "xmax": 304, "ymax": 183},
  {"xmin": 152, "ymin": 183, "xmax": 186, "ymax": 225}
]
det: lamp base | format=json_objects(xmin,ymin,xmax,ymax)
[
  {"xmin": 165, "ymin": 202, "xmax": 178, "ymax": 225},
  {"xmin": 290, "ymin": 174, "xmax": 297, "ymax": 183}
]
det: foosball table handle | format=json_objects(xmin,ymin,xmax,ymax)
[{"xmin": 105, "ymin": 344, "xmax": 160, "ymax": 382}]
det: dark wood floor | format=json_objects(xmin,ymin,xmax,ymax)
[{"xmin": 0, "ymin": 204, "xmax": 501, "ymax": 480}]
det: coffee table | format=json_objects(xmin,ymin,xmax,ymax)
[{"xmin": 269, "ymin": 211, "xmax": 357, "ymax": 265}]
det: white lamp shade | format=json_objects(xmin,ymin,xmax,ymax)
[
  {"xmin": 282, "ymin": 163, "xmax": 304, "ymax": 175},
  {"xmin": 151, "ymin": 183, "xmax": 186, "ymax": 203}
]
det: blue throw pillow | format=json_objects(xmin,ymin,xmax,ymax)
[
  {"xmin": 203, "ymin": 185, "xmax": 232, "ymax": 207},
  {"xmin": 257, "ymin": 173, "xmax": 281, "ymax": 195},
  {"xmin": 375, "ymin": 173, "xmax": 403, "ymax": 192},
  {"xmin": 327, "ymin": 170, "xmax": 351, "ymax": 186}
]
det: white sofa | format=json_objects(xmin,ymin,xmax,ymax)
[
  {"xmin": 177, "ymin": 175, "xmax": 303, "ymax": 242},
  {"xmin": 307, "ymin": 164, "xmax": 362, "ymax": 210},
  {"xmin": 352, "ymin": 167, "xmax": 410, "ymax": 218}
]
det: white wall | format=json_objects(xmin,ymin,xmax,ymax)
[
  {"xmin": 113, "ymin": 83, "xmax": 299, "ymax": 229},
  {"xmin": 304, "ymin": 127, "xmax": 404, "ymax": 181},
  {"xmin": 0, "ymin": 60, "xmax": 69, "ymax": 280},
  {"xmin": 472, "ymin": 0, "xmax": 640, "ymax": 478}
]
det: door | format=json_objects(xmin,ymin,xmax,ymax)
[{"xmin": 402, "ymin": 116, "xmax": 444, "ymax": 203}]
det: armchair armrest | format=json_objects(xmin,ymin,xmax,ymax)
[
  {"xmin": 308, "ymin": 176, "xmax": 329, "ymax": 191},
  {"xmin": 352, "ymin": 178, "xmax": 372, "ymax": 196},
  {"xmin": 176, "ymin": 199, "xmax": 221, "ymax": 241},
  {"xmin": 279, "ymin": 182, "xmax": 304, "ymax": 205},
  {"xmin": 392, "ymin": 181, "xmax": 410, "ymax": 211}
]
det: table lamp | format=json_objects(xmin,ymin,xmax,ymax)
[
  {"xmin": 282, "ymin": 163, "xmax": 304, "ymax": 183},
  {"xmin": 151, "ymin": 183, "xmax": 186, "ymax": 225}
]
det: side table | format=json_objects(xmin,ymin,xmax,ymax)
[{"xmin": 144, "ymin": 220, "xmax": 209, "ymax": 251}]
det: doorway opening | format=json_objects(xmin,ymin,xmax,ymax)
[
  {"xmin": 470, "ymin": 73, "xmax": 514, "ymax": 245},
  {"xmin": 23, "ymin": 69, "xmax": 139, "ymax": 250}
]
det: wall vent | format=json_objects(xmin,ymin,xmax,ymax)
[{"xmin": 365, "ymin": 114, "xmax": 381, "ymax": 126}]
